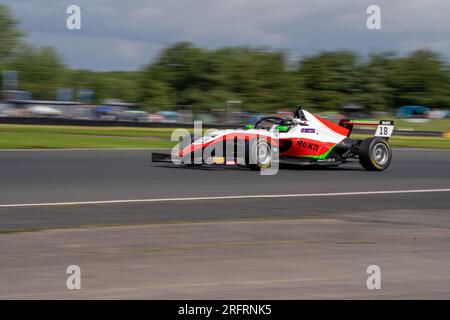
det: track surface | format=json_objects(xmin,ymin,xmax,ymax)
[
  {"xmin": 2, "ymin": 216, "xmax": 450, "ymax": 299},
  {"xmin": 0, "ymin": 149, "xmax": 449, "ymax": 230},
  {"xmin": 0, "ymin": 148, "xmax": 449, "ymax": 299}
]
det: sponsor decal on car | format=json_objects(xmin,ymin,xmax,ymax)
[
  {"xmin": 444, "ymin": 130, "xmax": 450, "ymax": 138},
  {"xmin": 212, "ymin": 156, "xmax": 225, "ymax": 164},
  {"xmin": 193, "ymin": 135, "xmax": 218, "ymax": 144},
  {"xmin": 317, "ymin": 158, "xmax": 335, "ymax": 163},
  {"xmin": 297, "ymin": 140, "xmax": 319, "ymax": 152},
  {"xmin": 301, "ymin": 128, "xmax": 316, "ymax": 133}
]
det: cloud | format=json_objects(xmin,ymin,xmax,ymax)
[
  {"xmin": 2, "ymin": 0, "xmax": 450, "ymax": 70},
  {"xmin": 26, "ymin": 31, "xmax": 162, "ymax": 71}
]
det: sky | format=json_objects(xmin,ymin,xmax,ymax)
[{"xmin": 3, "ymin": 0, "xmax": 450, "ymax": 71}]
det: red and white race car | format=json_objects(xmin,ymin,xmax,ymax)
[{"xmin": 152, "ymin": 106, "xmax": 394, "ymax": 171}]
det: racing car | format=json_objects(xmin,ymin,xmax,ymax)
[{"xmin": 152, "ymin": 106, "xmax": 394, "ymax": 171}]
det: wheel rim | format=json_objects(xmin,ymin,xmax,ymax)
[
  {"xmin": 373, "ymin": 143, "xmax": 389, "ymax": 166},
  {"xmin": 256, "ymin": 142, "xmax": 271, "ymax": 167}
]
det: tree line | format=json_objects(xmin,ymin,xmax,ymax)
[{"xmin": 1, "ymin": 4, "xmax": 449, "ymax": 113}]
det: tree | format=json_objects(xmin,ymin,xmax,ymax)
[
  {"xmin": 65, "ymin": 70, "xmax": 142, "ymax": 104},
  {"xmin": 139, "ymin": 43, "xmax": 297, "ymax": 112},
  {"xmin": 298, "ymin": 51, "xmax": 363, "ymax": 110},
  {"xmin": 387, "ymin": 50, "xmax": 450, "ymax": 108},
  {"xmin": 8, "ymin": 45, "xmax": 66, "ymax": 100},
  {"xmin": 140, "ymin": 75, "xmax": 176, "ymax": 111},
  {"xmin": 224, "ymin": 47, "xmax": 291, "ymax": 111},
  {"xmin": 359, "ymin": 52, "xmax": 397, "ymax": 111},
  {"xmin": 0, "ymin": 4, "xmax": 23, "ymax": 91},
  {"xmin": 0, "ymin": 5, "xmax": 22, "ymax": 64}
]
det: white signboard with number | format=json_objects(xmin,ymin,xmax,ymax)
[{"xmin": 375, "ymin": 120, "xmax": 394, "ymax": 138}]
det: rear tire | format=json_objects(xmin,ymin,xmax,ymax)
[{"xmin": 359, "ymin": 137, "xmax": 392, "ymax": 171}]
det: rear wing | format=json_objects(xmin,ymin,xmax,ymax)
[{"xmin": 338, "ymin": 119, "xmax": 394, "ymax": 138}]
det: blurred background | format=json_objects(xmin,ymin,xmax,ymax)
[{"xmin": 0, "ymin": 2, "xmax": 449, "ymax": 145}]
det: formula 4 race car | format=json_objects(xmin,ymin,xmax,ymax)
[{"xmin": 152, "ymin": 106, "xmax": 394, "ymax": 171}]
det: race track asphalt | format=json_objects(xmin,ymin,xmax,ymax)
[
  {"xmin": 0, "ymin": 148, "xmax": 449, "ymax": 231},
  {"xmin": 1, "ymin": 148, "xmax": 450, "ymax": 299}
]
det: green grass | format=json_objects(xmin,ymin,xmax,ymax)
[
  {"xmin": 352, "ymin": 118, "xmax": 450, "ymax": 132},
  {"xmin": 0, "ymin": 124, "xmax": 180, "ymax": 149},
  {"xmin": 0, "ymin": 124, "xmax": 175, "ymax": 138},
  {"xmin": 0, "ymin": 132, "xmax": 175, "ymax": 149},
  {"xmin": 352, "ymin": 134, "xmax": 450, "ymax": 149},
  {"xmin": 0, "ymin": 124, "xmax": 448, "ymax": 149},
  {"xmin": 393, "ymin": 118, "xmax": 450, "ymax": 132}
]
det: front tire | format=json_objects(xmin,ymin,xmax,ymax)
[
  {"xmin": 246, "ymin": 139, "xmax": 273, "ymax": 171},
  {"xmin": 359, "ymin": 137, "xmax": 392, "ymax": 171}
]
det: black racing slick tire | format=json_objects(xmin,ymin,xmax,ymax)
[
  {"xmin": 245, "ymin": 138, "xmax": 273, "ymax": 171},
  {"xmin": 359, "ymin": 137, "xmax": 392, "ymax": 171}
]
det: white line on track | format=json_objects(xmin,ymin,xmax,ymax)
[{"xmin": 0, "ymin": 188, "xmax": 449, "ymax": 208}]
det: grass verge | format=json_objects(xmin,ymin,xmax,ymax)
[
  {"xmin": 351, "ymin": 134, "xmax": 450, "ymax": 149},
  {"xmin": 0, "ymin": 132, "xmax": 174, "ymax": 149},
  {"xmin": 0, "ymin": 124, "xmax": 448, "ymax": 149}
]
